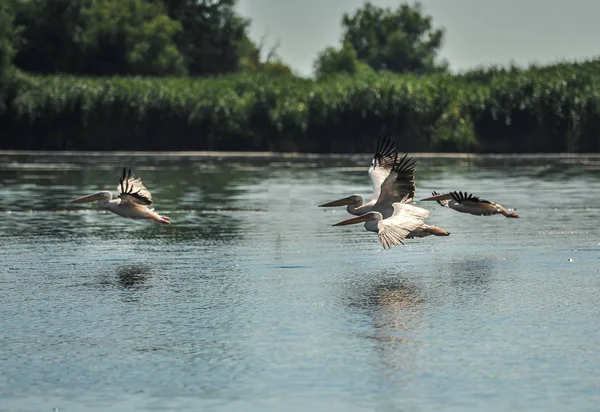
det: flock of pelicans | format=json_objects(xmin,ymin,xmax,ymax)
[{"xmin": 71, "ymin": 136, "xmax": 518, "ymax": 249}]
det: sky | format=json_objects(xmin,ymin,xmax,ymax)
[{"xmin": 237, "ymin": 0, "xmax": 600, "ymax": 76}]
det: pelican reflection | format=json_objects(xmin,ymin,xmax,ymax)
[
  {"xmin": 116, "ymin": 263, "xmax": 153, "ymax": 289},
  {"xmin": 347, "ymin": 276, "xmax": 425, "ymax": 372}
]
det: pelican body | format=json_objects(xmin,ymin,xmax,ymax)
[
  {"xmin": 421, "ymin": 191, "xmax": 519, "ymax": 218},
  {"xmin": 319, "ymin": 136, "xmax": 416, "ymax": 218},
  {"xmin": 319, "ymin": 136, "xmax": 399, "ymax": 215},
  {"xmin": 71, "ymin": 168, "xmax": 171, "ymax": 224},
  {"xmin": 333, "ymin": 197, "xmax": 450, "ymax": 249}
]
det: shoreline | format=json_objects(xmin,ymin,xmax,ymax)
[{"xmin": 2, "ymin": 150, "xmax": 600, "ymax": 159}]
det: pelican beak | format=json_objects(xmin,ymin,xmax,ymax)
[
  {"xmin": 70, "ymin": 193, "xmax": 104, "ymax": 203},
  {"xmin": 333, "ymin": 214, "xmax": 376, "ymax": 226},
  {"xmin": 420, "ymin": 193, "xmax": 452, "ymax": 202},
  {"xmin": 319, "ymin": 196, "xmax": 356, "ymax": 207},
  {"xmin": 508, "ymin": 212, "xmax": 519, "ymax": 218}
]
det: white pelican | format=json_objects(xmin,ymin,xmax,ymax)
[
  {"xmin": 70, "ymin": 168, "xmax": 171, "ymax": 224},
  {"xmin": 319, "ymin": 135, "xmax": 406, "ymax": 215},
  {"xmin": 333, "ymin": 196, "xmax": 450, "ymax": 249},
  {"xmin": 421, "ymin": 191, "xmax": 519, "ymax": 218}
]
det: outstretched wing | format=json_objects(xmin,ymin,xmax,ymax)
[
  {"xmin": 450, "ymin": 191, "xmax": 490, "ymax": 204},
  {"xmin": 118, "ymin": 168, "xmax": 153, "ymax": 206},
  {"xmin": 391, "ymin": 200, "xmax": 430, "ymax": 221},
  {"xmin": 368, "ymin": 136, "xmax": 399, "ymax": 202},
  {"xmin": 431, "ymin": 190, "xmax": 450, "ymax": 207},
  {"xmin": 377, "ymin": 200, "xmax": 429, "ymax": 249},
  {"xmin": 373, "ymin": 153, "xmax": 416, "ymax": 213}
]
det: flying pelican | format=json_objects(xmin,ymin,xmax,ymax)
[
  {"xmin": 333, "ymin": 196, "xmax": 450, "ymax": 249},
  {"xmin": 70, "ymin": 168, "xmax": 171, "ymax": 224},
  {"xmin": 319, "ymin": 135, "xmax": 404, "ymax": 215},
  {"xmin": 320, "ymin": 138, "xmax": 418, "ymax": 219},
  {"xmin": 420, "ymin": 191, "xmax": 519, "ymax": 218}
]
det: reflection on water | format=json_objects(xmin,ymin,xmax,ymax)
[
  {"xmin": 344, "ymin": 274, "xmax": 424, "ymax": 374},
  {"xmin": 448, "ymin": 255, "xmax": 496, "ymax": 289},
  {"xmin": 373, "ymin": 283, "xmax": 423, "ymax": 338},
  {"xmin": 116, "ymin": 263, "xmax": 153, "ymax": 289},
  {"xmin": 2, "ymin": 153, "xmax": 600, "ymax": 412},
  {"xmin": 370, "ymin": 280, "xmax": 424, "ymax": 374}
]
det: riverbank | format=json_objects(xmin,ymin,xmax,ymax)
[
  {"xmin": 2, "ymin": 150, "xmax": 600, "ymax": 160},
  {"xmin": 2, "ymin": 59, "xmax": 600, "ymax": 153}
]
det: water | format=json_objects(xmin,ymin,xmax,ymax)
[{"xmin": 1, "ymin": 152, "xmax": 599, "ymax": 412}]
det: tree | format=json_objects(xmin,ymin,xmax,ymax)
[
  {"xmin": 82, "ymin": 0, "xmax": 186, "ymax": 75},
  {"xmin": 163, "ymin": 0, "xmax": 250, "ymax": 75},
  {"xmin": 12, "ymin": 0, "xmax": 89, "ymax": 74},
  {"xmin": 313, "ymin": 42, "xmax": 373, "ymax": 79},
  {"xmin": 8, "ymin": 0, "xmax": 284, "ymax": 77},
  {"xmin": 237, "ymin": 31, "xmax": 293, "ymax": 76},
  {"xmin": 11, "ymin": 0, "xmax": 186, "ymax": 76},
  {"xmin": 317, "ymin": 1, "xmax": 446, "ymax": 76},
  {"xmin": 0, "ymin": 1, "xmax": 17, "ymax": 83},
  {"xmin": 127, "ymin": 14, "xmax": 186, "ymax": 76},
  {"xmin": 237, "ymin": 34, "xmax": 261, "ymax": 72}
]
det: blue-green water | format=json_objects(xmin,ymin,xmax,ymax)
[{"xmin": 1, "ymin": 153, "xmax": 599, "ymax": 411}]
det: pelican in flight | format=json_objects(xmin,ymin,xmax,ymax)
[
  {"xmin": 70, "ymin": 168, "xmax": 171, "ymax": 224},
  {"xmin": 319, "ymin": 135, "xmax": 407, "ymax": 216},
  {"xmin": 333, "ymin": 195, "xmax": 450, "ymax": 249},
  {"xmin": 421, "ymin": 191, "xmax": 519, "ymax": 218}
]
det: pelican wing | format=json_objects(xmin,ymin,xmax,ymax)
[
  {"xmin": 368, "ymin": 136, "xmax": 399, "ymax": 202},
  {"xmin": 450, "ymin": 191, "xmax": 491, "ymax": 204},
  {"xmin": 377, "ymin": 201, "xmax": 429, "ymax": 248},
  {"xmin": 431, "ymin": 190, "xmax": 450, "ymax": 207},
  {"xmin": 391, "ymin": 200, "xmax": 430, "ymax": 220},
  {"xmin": 118, "ymin": 168, "xmax": 153, "ymax": 206},
  {"xmin": 373, "ymin": 154, "xmax": 416, "ymax": 211}
]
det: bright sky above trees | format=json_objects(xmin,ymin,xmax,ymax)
[{"xmin": 238, "ymin": 0, "xmax": 600, "ymax": 76}]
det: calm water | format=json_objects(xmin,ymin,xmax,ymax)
[{"xmin": 1, "ymin": 152, "xmax": 599, "ymax": 412}]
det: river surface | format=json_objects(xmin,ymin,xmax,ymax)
[{"xmin": 1, "ymin": 152, "xmax": 599, "ymax": 412}]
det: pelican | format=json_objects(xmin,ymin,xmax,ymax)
[
  {"xmin": 325, "ymin": 145, "xmax": 418, "ymax": 219},
  {"xmin": 421, "ymin": 191, "xmax": 519, "ymax": 218},
  {"xmin": 319, "ymin": 135, "xmax": 405, "ymax": 215},
  {"xmin": 70, "ymin": 168, "xmax": 171, "ymax": 224},
  {"xmin": 333, "ymin": 196, "xmax": 450, "ymax": 249},
  {"xmin": 320, "ymin": 141, "xmax": 417, "ymax": 218}
]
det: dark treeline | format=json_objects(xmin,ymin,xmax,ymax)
[
  {"xmin": 1, "ymin": 0, "xmax": 442, "ymax": 78},
  {"xmin": 3, "ymin": 0, "xmax": 288, "ymax": 77},
  {"xmin": 2, "ymin": 59, "xmax": 600, "ymax": 153},
  {"xmin": 1, "ymin": 1, "xmax": 599, "ymax": 153}
]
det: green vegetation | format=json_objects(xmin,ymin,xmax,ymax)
[
  {"xmin": 2, "ymin": 59, "xmax": 600, "ymax": 152},
  {"xmin": 314, "ymin": 2, "xmax": 446, "ymax": 79},
  {"xmin": 0, "ymin": 0, "xmax": 598, "ymax": 153},
  {"xmin": 7, "ymin": 0, "xmax": 287, "ymax": 76},
  {"xmin": 0, "ymin": 2, "xmax": 17, "ymax": 89}
]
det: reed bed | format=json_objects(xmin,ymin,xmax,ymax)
[{"xmin": 2, "ymin": 59, "xmax": 600, "ymax": 152}]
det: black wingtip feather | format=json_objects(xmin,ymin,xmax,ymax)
[
  {"xmin": 118, "ymin": 167, "xmax": 153, "ymax": 206},
  {"xmin": 373, "ymin": 136, "xmax": 398, "ymax": 167},
  {"xmin": 450, "ymin": 191, "xmax": 483, "ymax": 203},
  {"xmin": 391, "ymin": 152, "xmax": 416, "ymax": 174}
]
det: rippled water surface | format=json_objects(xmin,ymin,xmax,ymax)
[{"xmin": 1, "ymin": 152, "xmax": 600, "ymax": 411}]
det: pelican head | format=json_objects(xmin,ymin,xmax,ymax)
[
  {"xmin": 332, "ymin": 211, "xmax": 379, "ymax": 226},
  {"xmin": 505, "ymin": 211, "xmax": 519, "ymax": 218},
  {"xmin": 319, "ymin": 195, "xmax": 362, "ymax": 208},
  {"xmin": 70, "ymin": 191, "xmax": 112, "ymax": 204}
]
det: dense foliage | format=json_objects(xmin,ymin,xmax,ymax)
[
  {"xmin": 2, "ymin": 59, "xmax": 599, "ymax": 153},
  {"xmin": 1, "ymin": 1, "xmax": 598, "ymax": 153},
  {"xmin": 314, "ymin": 2, "xmax": 446, "ymax": 79},
  {"xmin": 6, "ymin": 0, "xmax": 287, "ymax": 77},
  {"xmin": 0, "ymin": 2, "xmax": 17, "ymax": 84}
]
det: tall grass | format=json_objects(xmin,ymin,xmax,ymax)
[{"xmin": 2, "ymin": 59, "xmax": 600, "ymax": 152}]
